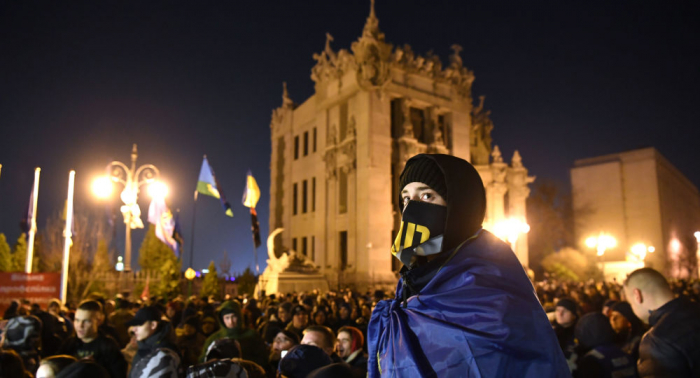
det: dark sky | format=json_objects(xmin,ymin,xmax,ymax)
[{"xmin": 1, "ymin": 1, "xmax": 699, "ymax": 274}]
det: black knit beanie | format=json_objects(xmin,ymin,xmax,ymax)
[
  {"xmin": 611, "ymin": 301, "xmax": 638, "ymax": 323},
  {"xmin": 399, "ymin": 155, "xmax": 448, "ymax": 204},
  {"xmin": 555, "ymin": 298, "xmax": 578, "ymax": 316}
]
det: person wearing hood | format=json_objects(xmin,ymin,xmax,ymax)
[
  {"xmin": 126, "ymin": 306, "xmax": 182, "ymax": 378},
  {"xmin": 367, "ymin": 154, "xmax": 569, "ymax": 377},
  {"xmin": 198, "ymin": 300, "xmax": 267, "ymax": 367},
  {"xmin": 573, "ymin": 313, "xmax": 637, "ymax": 378}
]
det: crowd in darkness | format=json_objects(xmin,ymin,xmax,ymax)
[{"xmin": 0, "ymin": 272, "xmax": 699, "ymax": 378}]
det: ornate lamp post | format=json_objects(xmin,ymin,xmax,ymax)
[
  {"xmin": 585, "ymin": 232, "xmax": 617, "ymax": 278},
  {"xmin": 93, "ymin": 144, "xmax": 160, "ymax": 272}
]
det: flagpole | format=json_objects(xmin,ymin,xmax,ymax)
[
  {"xmin": 61, "ymin": 170, "xmax": 75, "ymax": 304},
  {"xmin": 25, "ymin": 167, "xmax": 40, "ymax": 273}
]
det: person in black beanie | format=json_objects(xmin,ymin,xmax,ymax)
[
  {"xmin": 553, "ymin": 297, "xmax": 579, "ymax": 369},
  {"xmin": 609, "ymin": 301, "xmax": 646, "ymax": 362},
  {"xmin": 367, "ymin": 154, "xmax": 568, "ymax": 377},
  {"xmin": 573, "ymin": 313, "xmax": 636, "ymax": 378}
]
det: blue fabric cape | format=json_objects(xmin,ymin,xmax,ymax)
[{"xmin": 367, "ymin": 230, "xmax": 569, "ymax": 377}]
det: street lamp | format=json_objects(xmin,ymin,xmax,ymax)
[
  {"xmin": 629, "ymin": 242, "xmax": 655, "ymax": 262},
  {"xmin": 185, "ymin": 267, "xmax": 196, "ymax": 297},
  {"xmin": 493, "ymin": 218, "xmax": 530, "ymax": 252},
  {"xmin": 585, "ymin": 232, "xmax": 616, "ymax": 278},
  {"xmin": 92, "ymin": 144, "xmax": 162, "ymax": 272}
]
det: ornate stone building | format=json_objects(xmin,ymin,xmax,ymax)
[{"xmin": 268, "ymin": 2, "xmax": 534, "ymax": 289}]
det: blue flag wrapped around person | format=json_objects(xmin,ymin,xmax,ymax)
[{"xmin": 367, "ymin": 154, "xmax": 569, "ymax": 377}]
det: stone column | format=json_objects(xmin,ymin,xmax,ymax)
[
  {"xmin": 486, "ymin": 146, "xmax": 507, "ymax": 227},
  {"xmin": 506, "ymin": 150, "xmax": 535, "ymax": 267}
]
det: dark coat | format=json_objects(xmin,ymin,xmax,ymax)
[
  {"xmin": 129, "ymin": 321, "xmax": 182, "ymax": 378},
  {"xmin": 637, "ymin": 297, "xmax": 700, "ymax": 377},
  {"xmin": 58, "ymin": 333, "xmax": 127, "ymax": 378}
]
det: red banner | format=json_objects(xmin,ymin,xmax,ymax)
[{"xmin": 0, "ymin": 273, "xmax": 61, "ymax": 314}]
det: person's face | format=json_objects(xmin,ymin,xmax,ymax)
[
  {"xmin": 36, "ymin": 364, "xmax": 56, "ymax": 378},
  {"xmin": 336, "ymin": 331, "xmax": 353, "ymax": 358},
  {"xmin": 183, "ymin": 324, "xmax": 196, "ymax": 336},
  {"xmin": 302, "ymin": 331, "xmax": 332, "ymax": 355},
  {"xmin": 166, "ymin": 307, "xmax": 176, "ymax": 318},
  {"xmin": 223, "ymin": 313, "xmax": 238, "ymax": 329},
  {"xmin": 278, "ymin": 308, "xmax": 290, "ymax": 323},
  {"xmin": 273, "ymin": 332, "xmax": 295, "ymax": 353},
  {"xmin": 609, "ymin": 311, "xmax": 631, "ymax": 334},
  {"xmin": 202, "ymin": 321, "xmax": 216, "ymax": 334},
  {"xmin": 293, "ymin": 312, "xmax": 308, "ymax": 328},
  {"xmin": 74, "ymin": 309, "xmax": 99, "ymax": 342},
  {"xmin": 314, "ymin": 312, "xmax": 326, "ymax": 325},
  {"xmin": 339, "ymin": 306, "xmax": 350, "ymax": 319},
  {"xmin": 555, "ymin": 306, "xmax": 576, "ymax": 327},
  {"xmin": 401, "ymin": 182, "xmax": 447, "ymax": 210},
  {"xmin": 132, "ymin": 320, "xmax": 158, "ymax": 341}
]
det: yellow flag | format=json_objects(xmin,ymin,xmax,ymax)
[{"xmin": 242, "ymin": 171, "xmax": 261, "ymax": 208}]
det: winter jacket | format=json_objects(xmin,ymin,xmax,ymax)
[
  {"xmin": 58, "ymin": 333, "xmax": 128, "ymax": 378},
  {"xmin": 367, "ymin": 154, "xmax": 569, "ymax": 378},
  {"xmin": 129, "ymin": 321, "xmax": 182, "ymax": 378},
  {"xmin": 573, "ymin": 312, "xmax": 636, "ymax": 378},
  {"xmin": 3, "ymin": 314, "xmax": 42, "ymax": 372},
  {"xmin": 199, "ymin": 300, "xmax": 267, "ymax": 367},
  {"xmin": 637, "ymin": 297, "xmax": 700, "ymax": 377}
]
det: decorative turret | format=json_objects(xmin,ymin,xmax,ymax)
[{"xmin": 351, "ymin": 0, "xmax": 393, "ymax": 90}]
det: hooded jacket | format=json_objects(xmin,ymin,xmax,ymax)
[
  {"xmin": 199, "ymin": 300, "xmax": 267, "ymax": 367},
  {"xmin": 573, "ymin": 313, "xmax": 636, "ymax": 378},
  {"xmin": 367, "ymin": 154, "xmax": 569, "ymax": 377},
  {"xmin": 129, "ymin": 321, "xmax": 182, "ymax": 378}
]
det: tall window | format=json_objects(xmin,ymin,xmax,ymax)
[
  {"xmin": 311, "ymin": 236, "xmax": 315, "ymax": 261},
  {"xmin": 302, "ymin": 180, "xmax": 308, "ymax": 213},
  {"xmin": 303, "ymin": 131, "xmax": 309, "ymax": 156},
  {"xmin": 313, "ymin": 127, "xmax": 317, "ymax": 152},
  {"xmin": 339, "ymin": 231, "xmax": 348, "ymax": 271},
  {"xmin": 302, "ymin": 237, "xmax": 308, "ymax": 256},
  {"xmin": 293, "ymin": 183, "xmax": 298, "ymax": 215},
  {"xmin": 339, "ymin": 102, "xmax": 348, "ymax": 140},
  {"xmin": 339, "ymin": 170, "xmax": 348, "ymax": 214},
  {"xmin": 312, "ymin": 177, "xmax": 316, "ymax": 212},
  {"xmin": 294, "ymin": 136, "xmax": 299, "ymax": 160},
  {"xmin": 292, "ymin": 238, "xmax": 298, "ymax": 252}
]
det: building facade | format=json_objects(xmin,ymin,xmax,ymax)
[
  {"xmin": 571, "ymin": 147, "xmax": 700, "ymax": 278},
  {"xmin": 268, "ymin": 3, "xmax": 534, "ymax": 289}
]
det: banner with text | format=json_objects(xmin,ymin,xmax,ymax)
[{"xmin": 0, "ymin": 273, "xmax": 61, "ymax": 314}]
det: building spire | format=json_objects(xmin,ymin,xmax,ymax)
[
  {"xmin": 362, "ymin": 0, "xmax": 383, "ymax": 41},
  {"xmin": 282, "ymin": 82, "xmax": 294, "ymax": 108}
]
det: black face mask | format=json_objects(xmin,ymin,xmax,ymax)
[{"xmin": 391, "ymin": 200, "xmax": 447, "ymax": 267}]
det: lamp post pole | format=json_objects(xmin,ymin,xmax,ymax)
[{"xmin": 104, "ymin": 144, "xmax": 160, "ymax": 272}]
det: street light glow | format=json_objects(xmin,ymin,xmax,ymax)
[
  {"xmin": 92, "ymin": 176, "xmax": 113, "ymax": 198},
  {"xmin": 585, "ymin": 232, "xmax": 617, "ymax": 256},
  {"xmin": 147, "ymin": 181, "xmax": 169, "ymax": 199}
]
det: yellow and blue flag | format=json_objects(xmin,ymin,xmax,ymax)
[
  {"xmin": 242, "ymin": 171, "xmax": 262, "ymax": 248},
  {"xmin": 197, "ymin": 156, "xmax": 233, "ymax": 217}
]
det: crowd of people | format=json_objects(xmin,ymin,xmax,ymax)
[{"xmin": 0, "ymin": 271, "xmax": 697, "ymax": 377}]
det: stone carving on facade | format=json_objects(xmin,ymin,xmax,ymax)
[
  {"xmin": 265, "ymin": 228, "xmax": 318, "ymax": 275},
  {"xmin": 507, "ymin": 150, "xmax": 535, "ymax": 198},
  {"xmin": 470, "ymin": 95, "xmax": 494, "ymax": 165},
  {"xmin": 351, "ymin": 0, "xmax": 393, "ymax": 90},
  {"xmin": 311, "ymin": 33, "xmax": 356, "ymax": 84},
  {"xmin": 271, "ymin": 82, "xmax": 295, "ymax": 131}
]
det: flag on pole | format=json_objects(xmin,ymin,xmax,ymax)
[
  {"xmin": 242, "ymin": 171, "xmax": 262, "ymax": 248},
  {"xmin": 148, "ymin": 197, "xmax": 179, "ymax": 256},
  {"xmin": 196, "ymin": 157, "xmax": 233, "ymax": 217},
  {"xmin": 173, "ymin": 212, "xmax": 184, "ymax": 252}
]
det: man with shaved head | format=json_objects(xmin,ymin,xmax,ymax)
[{"xmin": 623, "ymin": 267, "xmax": 700, "ymax": 377}]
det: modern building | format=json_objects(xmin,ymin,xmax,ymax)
[
  {"xmin": 268, "ymin": 3, "xmax": 534, "ymax": 289},
  {"xmin": 571, "ymin": 147, "xmax": 700, "ymax": 278}
]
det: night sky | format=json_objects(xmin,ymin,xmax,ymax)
[{"xmin": 1, "ymin": 1, "xmax": 699, "ymax": 274}]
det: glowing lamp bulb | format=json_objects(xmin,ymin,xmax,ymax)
[
  {"xmin": 92, "ymin": 177, "xmax": 113, "ymax": 199},
  {"xmin": 148, "ymin": 181, "xmax": 168, "ymax": 199}
]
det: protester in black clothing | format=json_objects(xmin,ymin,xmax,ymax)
[
  {"xmin": 125, "ymin": 306, "xmax": 182, "ymax": 378},
  {"xmin": 301, "ymin": 325, "xmax": 342, "ymax": 363},
  {"xmin": 553, "ymin": 297, "xmax": 578, "ymax": 370},
  {"xmin": 624, "ymin": 268, "xmax": 700, "ymax": 377},
  {"xmin": 175, "ymin": 315, "xmax": 205, "ymax": 368},
  {"xmin": 55, "ymin": 360, "xmax": 111, "ymax": 378},
  {"xmin": 3, "ymin": 303, "xmax": 42, "ymax": 373},
  {"xmin": 31, "ymin": 303, "xmax": 63, "ymax": 357},
  {"xmin": 266, "ymin": 330, "xmax": 299, "ymax": 378},
  {"xmin": 609, "ymin": 301, "xmax": 645, "ymax": 362},
  {"xmin": 58, "ymin": 300, "xmax": 127, "ymax": 378},
  {"xmin": 284, "ymin": 305, "xmax": 309, "ymax": 340},
  {"xmin": 278, "ymin": 344, "xmax": 332, "ymax": 378},
  {"xmin": 573, "ymin": 313, "xmax": 636, "ymax": 378}
]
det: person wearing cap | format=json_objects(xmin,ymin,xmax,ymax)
[
  {"xmin": 572, "ymin": 313, "xmax": 637, "ymax": 378},
  {"xmin": 58, "ymin": 300, "xmax": 127, "ymax": 378},
  {"xmin": 284, "ymin": 305, "xmax": 309, "ymax": 340},
  {"xmin": 553, "ymin": 297, "xmax": 579, "ymax": 367},
  {"xmin": 126, "ymin": 306, "xmax": 182, "ymax": 378},
  {"xmin": 267, "ymin": 330, "xmax": 299, "ymax": 378},
  {"xmin": 199, "ymin": 300, "xmax": 267, "ymax": 368},
  {"xmin": 367, "ymin": 154, "xmax": 568, "ymax": 377},
  {"xmin": 609, "ymin": 301, "xmax": 646, "ymax": 362}
]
